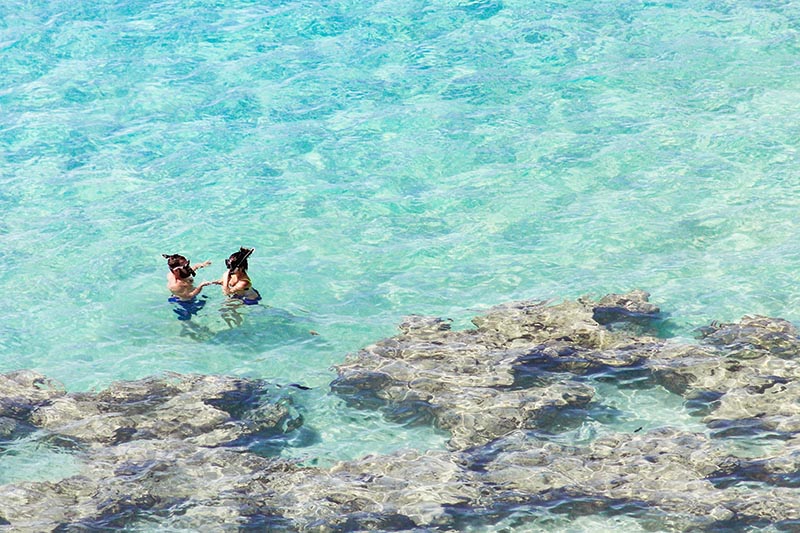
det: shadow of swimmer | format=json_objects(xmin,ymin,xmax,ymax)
[{"xmin": 179, "ymin": 304, "xmax": 323, "ymax": 350}]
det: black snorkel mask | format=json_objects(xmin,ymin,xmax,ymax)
[{"xmin": 226, "ymin": 247, "xmax": 254, "ymax": 272}]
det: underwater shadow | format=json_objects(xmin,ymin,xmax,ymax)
[{"xmin": 181, "ymin": 304, "xmax": 328, "ymax": 353}]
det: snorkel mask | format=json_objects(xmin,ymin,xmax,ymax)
[
  {"xmin": 225, "ymin": 247, "xmax": 254, "ymax": 272},
  {"xmin": 163, "ymin": 254, "xmax": 195, "ymax": 278}
]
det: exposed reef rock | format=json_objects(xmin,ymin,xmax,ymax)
[
  {"xmin": 333, "ymin": 290, "xmax": 660, "ymax": 449},
  {"xmin": 10, "ymin": 373, "xmax": 303, "ymax": 448},
  {"xmin": 650, "ymin": 315, "xmax": 800, "ymax": 436},
  {"xmin": 0, "ymin": 370, "xmax": 66, "ymax": 419},
  {"xmin": 3, "ymin": 290, "xmax": 800, "ymax": 531}
]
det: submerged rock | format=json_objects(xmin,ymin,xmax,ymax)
[
  {"xmin": 698, "ymin": 315, "xmax": 800, "ymax": 359},
  {"xmin": 24, "ymin": 373, "xmax": 303, "ymax": 447},
  {"xmin": 6, "ymin": 426, "xmax": 799, "ymax": 532},
  {"xmin": 0, "ymin": 438, "xmax": 295, "ymax": 530},
  {"xmin": 650, "ymin": 315, "xmax": 800, "ymax": 436},
  {"xmin": 0, "ymin": 372, "xmax": 307, "ymax": 530},
  {"xmin": 333, "ymin": 290, "xmax": 660, "ymax": 449},
  {"xmin": 469, "ymin": 428, "xmax": 740, "ymax": 528},
  {"xmin": 4, "ymin": 290, "xmax": 800, "ymax": 531},
  {"xmin": 0, "ymin": 370, "xmax": 65, "ymax": 420}
]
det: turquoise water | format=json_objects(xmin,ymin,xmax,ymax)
[{"xmin": 2, "ymin": 0, "xmax": 800, "ymax": 525}]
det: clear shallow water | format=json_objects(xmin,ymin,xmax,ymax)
[{"xmin": 1, "ymin": 0, "xmax": 800, "ymax": 527}]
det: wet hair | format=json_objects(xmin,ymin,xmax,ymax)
[
  {"xmin": 225, "ymin": 247, "xmax": 254, "ymax": 272},
  {"xmin": 163, "ymin": 254, "xmax": 195, "ymax": 279},
  {"xmin": 163, "ymin": 253, "xmax": 188, "ymax": 269},
  {"xmin": 172, "ymin": 265, "xmax": 195, "ymax": 279}
]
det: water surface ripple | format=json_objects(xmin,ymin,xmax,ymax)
[{"xmin": 1, "ymin": 0, "xmax": 800, "ymax": 529}]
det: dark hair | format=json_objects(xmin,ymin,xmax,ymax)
[
  {"xmin": 163, "ymin": 254, "xmax": 194, "ymax": 278},
  {"xmin": 163, "ymin": 253, "xmax": 188, "ymax": 269},
  {"xmin": 172, "ymin": 265, "xmax": 195, "ymax": 279},
  {"xmin": 225, "ymin": 247, "xmax": 254, "ymax": 272}
]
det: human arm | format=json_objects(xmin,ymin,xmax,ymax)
[
  {"xmin": 186, "ymin": 280, "xmax": 214, "ymax": 299},
  {"xmin": 221, "ymin": 270, "xmax": 232, "ymax": 295},
  {"xmin": 221, "ymin": 270, "xmax": 252, "ymax": 296},
  {"xmin": 192, "ymin": 260, "xmax": 212, "ymax": 271},
  {"xmin": 225, "ymin": 278, "xmax": 251, "ymax": 295}
]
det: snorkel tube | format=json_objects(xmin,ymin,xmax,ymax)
[{"xmin": 226, "ymin": 247, "xmax": 254, "ymax": 273}]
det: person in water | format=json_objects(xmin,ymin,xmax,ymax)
[
  {"xmin": 220, "ymin": 247, "xmax": 262, "ymax": 304},
  {"xmin": 162, "ymin": 253, "xmax": 218, "ymax": 320}
]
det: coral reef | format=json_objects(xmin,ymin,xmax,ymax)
[{"xmin": 2, "ymin": 290, "xmax": 800, "ymax": 531}]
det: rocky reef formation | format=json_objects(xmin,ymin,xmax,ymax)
[
  {"xmin": 332, "ymin": 289, "xmax": 660, "ymax": 449},
  {"xmin": 1, "ymin": 371, "xmax": 303, "ymax": 449},
  {"xmin": 2, "ymin": 290, "xmax": 800, "ymax": 531}
]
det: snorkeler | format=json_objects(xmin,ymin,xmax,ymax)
[
  {"xmin": 162, "ymin": 253, "xmax": 219, "ymax": 320},
  {"xmin": 219, "ymin": 247, "xmax": 262, "ymax": 304}
]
